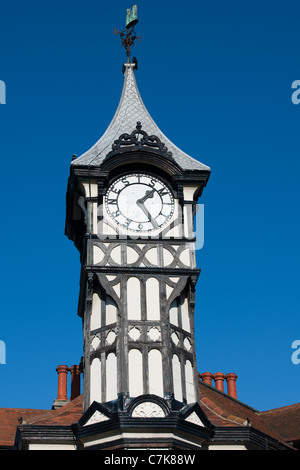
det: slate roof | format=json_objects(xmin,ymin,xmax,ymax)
[{"xmin": 72, "ymin": 62, "xmax": 210, "ymax": 172}]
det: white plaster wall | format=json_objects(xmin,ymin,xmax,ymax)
[
  {"xmin": 91, "ymin": 290, "xmax": 101, "ymax": 330},
  {"xmin": 185, "ymin": 360, "xmax": 195, "ymax": 404},
  {"xmin": 127, "ymin": 246, "xmax": 139, "ymax": 264},
  {"xmin": 148, "ymin": 349, "xmax": 163, "ymax": 397},
  {"xmin": 181, "ymin": 297, "xmax": 191, "ymax": 332},
  {"xmin": 128, "ymin": 349, "xmax": 143, "ymax": 397},
  {"xmin": 146, "ymin": 278, "xmax": 160, "ymax": 320},
  {"xmin": 145, "ymin": 247, "xmax": 158, "ymax": 265},
  {"xmin": 93, "ymin": 245, "xmax": 105, "ymax": 264},
  {"xmin": 80, "ymin": 182, "xmax": 98, "ymax": 198},
  {"xmin": 127, "ymin": 277, "xmax": 141, "ymax": 320},
  {"xmin": 106, "ymin": 353, "xmax": 118, "ymax": 401},
  {"xmin": 90, "ymin": 357, "xmax": 101, "ymax": 404},
  {"xmin": 183, "ymin": 186, "xmax": 199, "ymax": 201},
  {"xmin": 169, "ymin": 300, "xmax": 178, "ymax": 326},
  {"xmin": 172, "ymin": 354, "xmax": 183, "ymax": 402},
  {"xmin": 106, "ymin": 296, "xmax": 117, "ymax": 325}
]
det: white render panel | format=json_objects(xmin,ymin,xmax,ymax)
[
  {"xmin": 145, "ymin": 247, "xmax": 158, "ymax": 265},
  {"xmin": 93, "ymin": 245, "xmax": 105, "ymax": 265},
  {"xmin": 146, "ymin": 278, "xmax": 160, "ymax": 320},
  {"xmin": 106, "ymin": 353, "xmax": 118, "ymax": 401},
  {"xmin": 184, "ymin": 204, "xmax": 194, "ymax": 239},
  {"xmin": 106, "ymin": 296, "xmax": 117, "ymax": 325},
  {"xmin": 183, "ymin": 186, "xmax": 199, "ymax": 201},
  {"xmin": 90, "ymin": 357, "xmax": 101, "ymax": 404},
  {"xmin": 172, "ymin": 354, "xmax": 183, "ymax": 402},
  {"xmin": 169, "ymin": 300, "xmax": 178, "ymax": 326},
  {"xmin": 128, "ymin": 349, "xmax": 143, "ymax": 397},
  {"xmin": 181, "ymin": 297, "xmax": 191, "ymax": 332},
  {"xmin": 80, "ymin": 181, "xmax": 98, "ymax": 198},
  {"xmin": 93, "ymin": 202, "xmax": 98, "ymax": 234},
  {"xmin": 110, "ymin": 246, "xmax": 122, "ymax": 264},
  {"xmin": 127, "ymin": 277, "xmax": 141, "ymax": 320},
  {"xmin": 185, "ymin": 360, "xmax": 195, "ymax": 404},
  {"xmin": 148, "ymin": 349, "xmax": 163, "ymax": 397},
  {"xmin": 179, "ymin": 247, "xmax": 192, "ymax": 267},
  {"xmin": 162, "ymin": 248, "xmax": 174, "ymax": 267},
  {"xmin": 91, "ymin": 291, "xmax": 101, "ymax": 330},
  {"xmin": 127, "ymin": 246, "xmax": 139, "ymax": 264}
]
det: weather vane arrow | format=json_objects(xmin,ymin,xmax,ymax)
[{"xmin": 114, "ymin": 4, "xmax": 142, "ymax": 62}]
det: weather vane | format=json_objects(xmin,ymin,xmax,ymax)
[{"xmin": 114, "ymin": 5, "xmax": 142, "ymax": 62}]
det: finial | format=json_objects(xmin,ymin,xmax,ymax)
[{"xmin": 114, "ymin": 5, "xmax": 142, "ymax": 62}]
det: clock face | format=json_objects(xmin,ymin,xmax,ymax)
[{"xmin": 105, "ymin": 173, "xmax": 174, "ymax": 232}]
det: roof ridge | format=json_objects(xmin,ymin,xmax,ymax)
[
  {"xmin": 25, "ymin": 395, "xmax": 83, "ymax": 425},
  {"xmin": 258, "ymin": 401, "xmax": 300, "ymax": 414}
]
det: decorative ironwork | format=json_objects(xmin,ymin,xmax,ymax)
[
  {"xmin": 110, "ymin": 121, "xmax": 173, "ymax": 157},
  {"xmin": 114, "ymin": 5, "xmax": 141, "ymax": 60}
]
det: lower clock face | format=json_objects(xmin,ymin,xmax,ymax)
[{"xmin": 105, "ymin": 173, "xmax": 174, "ymax": 232}]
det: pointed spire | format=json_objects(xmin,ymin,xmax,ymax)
[{"xmin": 73, "ymin": 62, "xmax": 210, "ymax": 172}]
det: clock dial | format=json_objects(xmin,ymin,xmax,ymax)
[{"xmin": 105, "ymin": 174, "xmax": 174, "ymax": 232}]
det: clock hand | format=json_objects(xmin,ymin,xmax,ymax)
[
  {"xmin": 136, "ymin": 202, "xmax": 159, "ymax": 229},
  {"xmin": 136, "ymin": 188, "xmax": 155, "ymax": 205},
  {"xmin": 136, "ymin": 189, "xmax": 159, "ymax": 229}
]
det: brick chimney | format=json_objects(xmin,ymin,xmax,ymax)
[
  {"xmin": 213, "ymin": 372, "xmax": 225, "ymax": 392},
  {"xmin": 70, "ymin": 365, "xmax": 81, "ymax": 400},
  {"xmin": 226, "ymin": 373, "xmax": 238, "ymax": 399},
  {"xmin": 52, "ymin": 364, "xmax": 70, "ymax": 410}
]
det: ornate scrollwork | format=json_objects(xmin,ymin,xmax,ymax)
[{"xmin": 110, "ymin": 122, "xmax": 173, "ymax": 157}]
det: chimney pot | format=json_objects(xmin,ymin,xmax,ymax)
[
  {"xmin": 226, "ymin": 373, "xmax": 238, "ymax": 399},
  {"xmin": 213, "ymin": 372, "xmax": 225, "ymax": 392},
  {"xmin": 69, "ymin": 365, "xmax": 81, "ymax": 400},
  {"xmin": 201, "ymin": 372, "xmax": 213, "ymax": 386},
  {"xmin": 55, "ymin": 364, "xmax": 69, "ymax": 401}
]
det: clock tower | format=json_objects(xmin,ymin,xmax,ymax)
[{"xmin": 65, "ymin": 52, "xmax": 211, "ymax": 447}]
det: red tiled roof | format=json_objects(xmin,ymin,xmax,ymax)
[
  {"xmin": 258, "ymin": 402, "xmax": 300, "ymax": 443},
  {"xmin": 0, "ymin": 395, "xmax": 83, "ymax": 448},
  {"xmin": 198, "ymin": 381, "xmax": 294, "ymax": 446},
  {"xmin": 0, "ymin": 408, "xmax": 48, "ymax": 447}
]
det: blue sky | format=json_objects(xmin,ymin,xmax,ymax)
[{"xmin": 0, "ymin": 0, "xmax": 300, "ymax": 412}]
